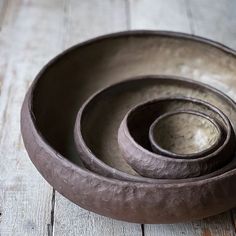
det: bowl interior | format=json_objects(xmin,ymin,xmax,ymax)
[
  {"xmin": 31, "ymin": 33, "xmax": 236, "ymax": 175},
  {"xmin": 151, "ymin": 111, "xmax": 221, "ymax": 156}
]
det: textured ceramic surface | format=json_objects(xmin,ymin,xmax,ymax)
[
  {"xmin": 21, "ymin": 31, "xmax": 236, "ymax": 223},
  {"xmin": 149, "ymin": 110, "xmax": 222, "ymax": 158},
  {"xmin": 78, "ymin": 81, "xmax": 234, "ymax": 179}
]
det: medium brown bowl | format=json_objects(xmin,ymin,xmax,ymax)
[
  {"xmin": 118, "ymin": 97, "xmax": 234, "ymax": 179},
  {"xmin": 21, "ymin": 31, "xmax": 236, "ymax": 223},
  {"xmin": 77, "ymin": 79, "xmax": 235, "ymax": 179}
]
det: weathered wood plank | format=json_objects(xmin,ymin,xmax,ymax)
[
  {"xmin": 0, "ymin": 1, "xmax": 66, "ymax": 235},
  {"xmin": 144, "ymin": 213, "xmax": 235, "ymax": 236},
  {"xmin": 187, "ymin": 0, "xmax": 236, "ymax": 49},
  {"xmin": 63, "ymin": 0, "xmax": 129, "ymax": 46},
  {"xmin": 54, "ymin": 194, "xmax": 142, "ymax": 236},
  {"xmin": 52, "ymin": 0, "xmax": 142, "ymax": 235},
  {"xmin": 188, "ymin": 1, "xmax": 236, "ymax": 233},
  {"xmin": 129, "ymin": 0, "xmax": 236, "ymax": 235},
  {"xmin": 129, "ymin": 0, "xmax": 191, "ymax": 33},
  {"xmin": 0, "ymin": 0, "xmax": 7, "ymax": 30}
]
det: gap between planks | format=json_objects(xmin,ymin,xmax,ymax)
[{"xmin": 50, "ymin": 0, "xmax": 143, "ymax": 236}]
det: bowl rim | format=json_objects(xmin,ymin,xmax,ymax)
[
  {"xmin": 24, "ymin": 30, "xmax": 236, "ymax": 186},
  {"xmin": 149, "ymin": 109, "xmax": 223, "ymax": 158}
]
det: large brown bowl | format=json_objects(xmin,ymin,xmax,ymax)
[{"xmin": 21, "ymin": 31, "xmax": 236, "ymax": 223}]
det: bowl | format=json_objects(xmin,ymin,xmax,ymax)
[
  {"xmin": 149, "ymin": 110, "xmax": 222, "ymax": 158},
  {"xmin": 21, "ymin": 31, "xmax": 236, "ymax": 223},
  {"xmin": 77, "ymin": 78, "xmax": 235, "ymax": 179}
]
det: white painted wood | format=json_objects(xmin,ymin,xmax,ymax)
[
  {"xmin": 54, "ymin": 194, "xmax": 142, "ymax": 236},
  {"xmin": 188, "ymin": 0, "xmax": 236, "ymax": 49},
  {"xmin": 129, "ymin": 0, "xmax": 236, "ymax": 235},
  {"xmin": 0, "ymin": 0, "xmax": 7, "ymax": 30},
  {"xmin": 187, "ymin": 0, "xmax": 236, "ymax": 232},
  {"xmin": 129, "ymin": 0, "xmax": 191, "ymax": 33},
  {"xmin": 144, "ymin": 213, "xmax": 235, "ymax": 236},
  {"xmin": 0, "ymin": 0, "xmax": 66, "ymax": 235},
  {"xmin": 52, "ymin": 0, "xmax": 142, "ymax": 235},
  {"xmin": 63, "ymin": 0, "xmax": 129, "ymax": 47}
]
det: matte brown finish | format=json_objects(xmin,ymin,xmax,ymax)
[
  {"xmin": 149, "ymin": 110, "xmax": 222, "ymax": 158},
  {"xmin": 21, "ymin": 31, "xmax": 236, "ymax": 223},
  {"xmin": 77, "ymin": 81, "xmax": 235, "ymax": 179}
]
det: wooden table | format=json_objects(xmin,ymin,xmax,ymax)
[{"xmin": 1, "ymin": 0, "xmax": 236, "ymax": 235}]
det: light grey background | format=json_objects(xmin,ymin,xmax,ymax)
[{"xmin": 0, "ymin": 0, "xmax": 236, "ymax": 235}]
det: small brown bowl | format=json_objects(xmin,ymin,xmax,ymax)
[{"xmin": 149, "ymin": 110, "xmax": 223, "ymax": 159}]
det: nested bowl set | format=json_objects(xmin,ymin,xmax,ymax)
[{"xmin": 21, "ymin": 31, "xmax": 236, "ymax": 224}]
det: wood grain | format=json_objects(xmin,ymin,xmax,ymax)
[
  {"xmin": 188, "ymin": 0, "xmax": 236, "ymax": 49},
  {"xmin": 129, "ymin": 0, "xmax": 191, "ymax": 33},
  {"xmin": 63, "ymin": 0, "xmax": 128, "ymax": 47},
  {"xmin": 189, "ymin": 1, "xmax": 236, "ymax": 233},
  {"xmin": 0, "ymin": 0, "xmax": 65, "ymax": 235},
  {"xmin": 0, "ymin": 0, "xmax": 7, "ymax": 30},
  {"xmin": 52, "ymin": 1, "xmax": 142, "ymax": 235}
]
